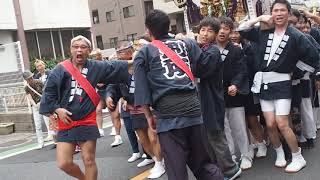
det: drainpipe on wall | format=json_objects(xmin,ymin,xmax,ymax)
[
  {"xmin": 13, "ymin": 0, "xmax": 30, "ymax": 70},
  {"xmin": 87, "ymin": 0, "xmax": 96, "ymax": 49}
]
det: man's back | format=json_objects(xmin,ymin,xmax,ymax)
[{"xmin": 134, "ymin": 36, "xmax": 198, "ymax": 106}]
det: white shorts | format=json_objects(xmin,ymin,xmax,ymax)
[{"xmin": 260, "ymin": 99, "xmax": 291, "ymax": 116}]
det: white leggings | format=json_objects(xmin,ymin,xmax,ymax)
[
  {"xmin": 300, "ymin": 98, "xmax": 317, "ymax": 139},
  {"xmin": 224, "ymin": 107, "xmax": 250, "ymax": 157},
  {"xmin": 260, "ymin": 99, "xmax": 291, "ymax": 115}
]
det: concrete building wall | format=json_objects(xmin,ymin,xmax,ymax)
[
  {"xmin": 19, "ymin": 0, "xmax": 91, "ymax": 30},
  {"xmin": 0, "ymin": 0, "xmax": 17, "ymax": 30},
  {"xmin": 0, "ymin": 113, "xmax": 34, "ymax": 133},
  {"xmin": 89, "ymin": 0, "xmax": 150, "ymax": 49},
  {"xmin": 0, "ymin": 31, "xmax": 15, "ymax": 44},
  {"xmin": 0, "ymin": 42, "xmax": 20, "ymax": 73}
]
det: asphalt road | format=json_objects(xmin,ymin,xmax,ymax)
[{"xmin": 0, "ymin": 117, "xmax": 319, "ymax": 180}]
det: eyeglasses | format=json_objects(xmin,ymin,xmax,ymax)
[{"xmin": 72, "ymin": 45, "xmax": 89, "ymax": 50}]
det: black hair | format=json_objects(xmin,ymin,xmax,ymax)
[
  {"xmin": 145, "ymin": 10, "xmax": 170, "ymax": 39},
  {"xmin": 271, "ymin": 0, "xmax": 291, "ymax": 12},
  {"xmin": 298, "ymin": 15, "xmax": 308, "ymax": 24},
  {"xmin": 291, "ymin": 9, "xmax": 301, "ymax": 18},
  {"xmin": 218, "ymin": 16, "xmax": 234, "ymax": 29},
  {"xmin": 306, "ymin": 19, "xmax": 312, "ymax": 27},
  {"xmin": 198, "ymin": 17, "xmax": 220, "ymax": 33}
]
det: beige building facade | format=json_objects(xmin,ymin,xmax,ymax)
[{"xmin": 89, "ymin": 0, "xmax": 154, "ymax": 49}]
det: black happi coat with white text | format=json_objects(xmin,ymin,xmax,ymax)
[
  {"xmin": 310, "ymin": 27, "xmax": 320, "ymax": 45},
  {"xmin": 221, "ymin": 41, "xmax": 249, "ymax": 108},
  {"xmin": 195, "ymin": 43, "xmax": 225, "ymax": 131},
  {"xmin": 293, "ymin": 34, "xmax": 320, "ymax": 100},
  {"xmin": 134, "ymin": 36, "xmax": 224, "ymax": 132},
  {"xmin": 240, "ymin": 26, "xmax": 320, "ymax": 100},
  {"xmin": 39, "ymin": 60, "xmax": 129, "ymax": 120},
  {"xmin": 134, "ymin": 38, "xmax": 196, "ymax": 106}
]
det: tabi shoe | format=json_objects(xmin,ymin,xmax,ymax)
[
  {"xmin": 111, "ymin": 135, "xmax": 123, "ymax": 147},
  {"xmin": 240, "ymin": 156, "xmax": 252, "ymax": 170},
  {"xmin": 256, "ymin": 142, "xmax": 267, "ymax": 158},
  {"xmin": 274, "ymin": 145, "xmax": 287, "ymax": 168},
  {"xmin": 148, "ymin": 161, "xmax": 165, "ymax": 179},
  {"xmin": 285, "ymin": 148, "xmax": 306, "ymax": 173},
  {"xmin": 137, "ymin": 158, "xmax": 154, "ymax": 168},
  {"xmin": 128, "ymin": 153, "xmax": 141, "ymax": 163}
]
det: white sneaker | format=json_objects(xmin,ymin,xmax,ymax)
[
  {"xmin": 142, "ymin": 153, "xmax": 147, "ymax": 158},
  {"xmin": 285, "ymin": 148, "xmax": 306, "ymax": 173},
  {"xmin": 110, "ymin": 135, "xmax": 123, "ymax": 147},
  {"xmin": 109, "ymin": 127, "xmax": 116, "ymax": 136},
  {"xmin": 148, "ymin": 161, "xmax": 165, "ymax": 179},
  {"xmin": 99, "ymin": 129, "xmax": 105, "ymax": 137},
  {"xmin": 274, "ymin": 145, "xmax": 287, "ymax": 168},
  {"xmin": 256, "ymin": 142, "xmax": 267, "ymax": 158},
  {"xmin": 240, "ymin": 156, "xmax": 252, "ymax": 170},
  {"xmin": 128, "ymin": 153, "xmax": 141, "ymax": 163},
  {"xmin": 137, "ymin": 159, "xmax": 154, "ymax": 168},
  {"xmin": 44, "ymin": 135, "xmax": 53, "ymax": 142}
]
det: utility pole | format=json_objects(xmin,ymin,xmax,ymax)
[
  {"xmin": 13, "ymin": 0, "xmax": 30, "ymax": 70},
  {"xmin": 87, "ymin": 0, "xmax": 96, "ymax": 49}
]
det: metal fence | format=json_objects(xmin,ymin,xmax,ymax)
[
  {"xmin": 0, "ymin": 85, "xmax": 31, "ymax": 113},
  {"xmin": 0, "ymin": 42, "xmax": 30, "ymax": 114}
]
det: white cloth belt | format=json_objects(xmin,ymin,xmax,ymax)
[{"xmin": 251, "ymin": 71, "xmax": 291, "ymax": 93}]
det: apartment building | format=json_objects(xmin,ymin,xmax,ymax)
[
  {"xmin": 0, "ymin": 0, "xmax": 92, "ymax": 131},
  {"xmin": 0, "ymin": 0, "xmax": 91, "ymax": 62},
  {"xmin": 89, "ymin": 0, "xmax": 154, "ymax": 49}
]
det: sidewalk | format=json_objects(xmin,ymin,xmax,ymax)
[
  {"xmin": 0, "ymin": 132, "xmax": 36, "ymax": 152},
  {"xmin": 0, "ymin": 112, "xmax": 112, "ymax": 159}
]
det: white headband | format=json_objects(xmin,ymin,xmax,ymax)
[{"xmin": 71, "ymin": 35, "xmax": 92, "ymax": 48}]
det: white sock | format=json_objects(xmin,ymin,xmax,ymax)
[
  {"xmin": 292, "ymin": 147, "xmax": 303, "ymax": 160},
  {"xmin": 274, "ymin": 144, "xmax": 284, "ymax": 153}
]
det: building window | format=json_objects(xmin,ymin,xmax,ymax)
[
  {"xmin": 92, "ymin": 10, "xmax": 100, "ymax": 24},
  {"xmin": 38, "ymin": 31, "xmax": 54, "ymax": 59},
  {"xmin": 106, "ymin": 11, "xmax": 115, "ymax": 22},
  {"xmin": 61, "ymin": 30, "xmax": 73, "ymax": 57},
  {"xmin": 110, "ymin": 37, "xmax": 118, "ymax": 48},
  {"xmin": 25, "ymin": 32, "xmax": 39, "ymax": 58},
  {"xmin": 96, "ymin": 35, "xmax": 104, "ymax": 50},
  {"xmin": 127, "ymin": 33, "xmax": 137, "ymax": 41},
  {"xmin": 123, "ymin": 5, "xmax": 135, "ymax": 18}
]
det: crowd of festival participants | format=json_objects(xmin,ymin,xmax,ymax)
[{"xmin": 20, "ymin": 0, "xmax": 320, "ymax": 179}]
